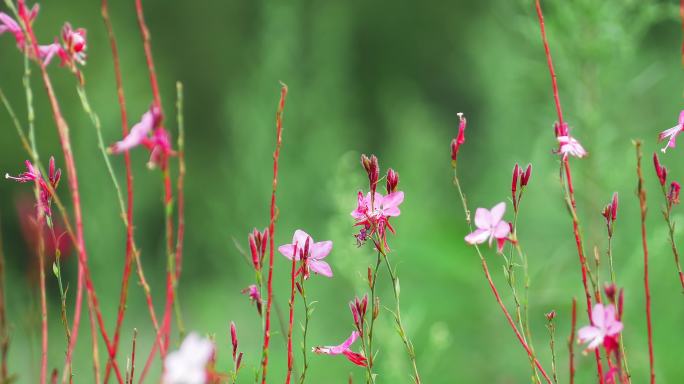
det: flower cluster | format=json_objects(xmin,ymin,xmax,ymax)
[
  {"xmin": 554, "ymin": 122, "xmax": 587, "ymax": 159},
  {"xmin": 352, "ymin": 155, "xmax": 404, "ymax": 251},
  {"xmin": 578, "ymin": 303, "xmax": 623, "ymax": 352},
  {"xmin": 108, "ymin": 105, "xmax": 175, "ymax": 169},
  {"xmin": 5, "ymin": 157, "xmax": 61, "ymax": 218},
  {"xmin": 278, "ymin": 229, "xmax": 333, "ymax": 278},
  {"xmin": 0, "ymin": 1, "xmax": 87, "ymax": 68}
]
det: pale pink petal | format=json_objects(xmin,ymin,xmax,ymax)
[
  {"xmin": 464, "ymin": 228, "xmax": 490, "ymax": 245},
  {"xmin": 381, "ymin": 191, "xmax": 404, "ymax": 217},
  {"xmin": 577, "ymin": 326, "xmax": 601, "ymax": 344},
  {"xmin": 489, "ymin": 202, "xmax": 506, "ymax": 224},
  {"xmin": 587, "ymin": 334, "xmax": 604, "ymax": 350},
  {"xmin": 0, "ymin": 13, "xmax": 19, "ymax": 33},
  {"xmin": 309, "ymin": 260, "xmax": 333, "ymax": 277},
  {"xmin": 310, "ymin": 240, "xmax": 332, "ymax": 260},
  {"xmin": 659, "ymin": 125, "xmax": 681, "ymax": 153},
  {"xmin": 293, "ymin": 229, "xmax": 312, "ymax": 248},
  {"xmin": 278, "ymin": 244, "xmax": 296, "ymax": 260},
  {"xmin": 473, "ymin": 208, "xmax": 491, "ymax": 229},
  {"xmin": 110, "ymin": 109, "xmax": 155, "ymax": 153},
  {"xmin": 591, "ymin": 304, "xmax": 605, "ymax": 329},
  {"xmin": 678, "ymin": 110, "xmax": 684, "ymax": 125},
  {"xmin": 606, "ymin": 320, "xmax": 623, "ymax": 337},
  {"xmin": 315, "ymin": 331, "xmax": 358, "ymax": 355},
  {"xmin": 492, "ymin": 221, "xmax": 510, "ymax": 239},
  {"xmin": 496, "ymin": 237, "xmax": 506, "ymax": 253}
]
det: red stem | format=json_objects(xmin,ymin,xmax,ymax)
[
  {"xmin": 568, "ymin": 298, "xmax": 576, "ymax": 384},
  {"xmin": 100, "ymin": 1, "xmax": 140, "ymax": 382},
  {"xmin": 18, "ymin": 10, "xmax": 125, "ymax": 384},
  {"xmin": 37, "ymin": 214, "xmax": 47, "ymax": 384},
  {"xmin": 480, "ymin": 258, "xmax": 552, "ymax": 384},
  {"xmin": 134, "ymin": 0, "xmax": 162, "ymax": 110},
  {"xmin": 635, "ymin": 143, "xmax": 656, "ymax": 384},
  {"xmin": 261, "ymin": 83, "xmax": 288, "ymax": 384},
  {"xmin": 285, "ymin": 251, "xmax": 297, "ymax": 384},
  {"xmin": 534, "ymin": 1, "xmax": 605, "ymax": 380},
  {"xmin": 680, "ymin": 0, "xmax": 684, "ymax": 68}
]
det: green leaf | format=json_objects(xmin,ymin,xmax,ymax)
[{"xmin": 52, "ymin": 262, "xmax": 59, "ymax": 278}]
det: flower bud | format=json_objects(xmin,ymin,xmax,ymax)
[
  {"xmin": 373, "ymin": 297, "xmax": 380, "ymax": 320},
  {"xmin": 451, "ymin": 113, "xmax": 466, "ymax": 164},
  {"xmin": 610, "ymin": 192, "xmax": 618, "ymax": 221},
  {"xmin": 248, "ymin": 233, "xmax": 260, "ymax": 271},
  {"xmin": 617, "ymin": 288, "xmax": 625, "ymax": 319},
  {"xmin": 511, "ymin": 163, "xmax": 520, "ymax": 197},
  {"xmin": 521, "ymin": 164, "xmax": 532, "ymax": 187},
  {"xmin": 230, "ymin": 321, "xmax": 238, "ymax": 359},
  {"xmin": 604, "ymin": 283, "xmax": 616, "ymax": 303},
  {"xmin": 654, "ymin": 152, "xmax": 667, "ymax": 186},
  {"xmin": 545, "ymin": 310, "xmax": 556, "ymax": 321},
  {"xmin": 386, "ymin": 168, "xmax": 399, "ymax": 194},
  {"xmin": 669, "ymin": 181, "xmax": 681, "ymax": 205},
  {"xmin": 554, "ymin": 122, "xmax": 568, "ymax": 137},
  {"xmin": 367, "ymin": 266, "xmax": 373, "ymax": 288},
  {"xmin": 361, "ymin": 154, "xmax": 379, "ymax": 196}
]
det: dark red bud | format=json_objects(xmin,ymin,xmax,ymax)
[
  {"xmin": 669, "ymin": 181, "xmax": 681, "ymax": 205},
  {"xmin": 521, "ymin": 164, "xmax": 532, "ymax": 187},
  {"xmin": 296, "ymin": 282, "xmax": 303, "ymax": 296},
  {"xmin": 386, "ymin": 168, "xmax": 399, "ymax": 194},
  {"xmin": 249, "ymin": 234, "xmax": 259, "ymax": 270},
  {"xmin": 451, "ymin": 113, "xmax": 466, "ymax": 163},
  {"xmin": 230, "ymin": 321, "xmax": 238, "ymax": 358},
  {"xmin": 604, "ymin": 283, "xmax": 616, "ymax": 303},
  {"xmin": 511, "ymin": 163, "xmax": 520, "ymax": 196},
  {"xmin": 654, "ymin": 152, "xmax": 667, "ymax": 186},
  {"xmin": 545, "ymin": 310, "xmax": 556, "ymax": 321},
  {"xmin": 617, "ymin": 288, "xmax": 624, "ymax": 319},
  {"xmin": 611, "ymin": 192, "xmax": 618, "ymax": 221},
  {"xmin": 236, "ymin": 352, "xmax": 243, "ymax": 370},
  {"xmin": 49, "ymin": 156, "xmax": 55, "ymax": 181}
]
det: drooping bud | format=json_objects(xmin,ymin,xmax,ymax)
[
  {"xmin": 521, "ymin": 164, "xmax": 532, "ymax": 187},
  {"xmin": 604, "ymin": 283, "xmax": 616, "ymax": 303},
  {"xmin": 386, "ymin": 168, "xmax": 399, "ymax": 194},
  {"xmin": 654, "ymin": 152, "xmax": 667, "ymax": 186},
  {"xmin": 450, "ymin": 113, "xmax": 466, "ymax": 165},
  {"xmin": 669, "ymin": 181, "xmax": 681, "ymax": 205}
]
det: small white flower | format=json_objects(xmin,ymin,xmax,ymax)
[{"xmin": 163, "ymin": 332, "xmax": 214, "ymax": 384}]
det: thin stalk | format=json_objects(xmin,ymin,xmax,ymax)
[
  {"xmin": 86, "ymin": 303, "xmax": 102, "ymax": 383},
  {"xmin": 298, "ymin": 276, "xmax": 311, "ymax": 384},
  {"xmin": 285, "ymin": 252, "xmax": 297, "ymax": 384},
  {"xmin": 634, "ymin": 142, "xmax": 655, "ymax": 384},
  {"xmin": 534, "ymin": 0, "xmax": 604, "ymax": 380},
  {"xmin": 568, "ymin": 298, "xmax": 576, "ymax": 384},
  {"xmin": 261, "ymin": 83, "xmax": 288, "ymax": 384},
  {"xmin": 36, "ymin": 210, "xmax": 48, "ymax": 384},
  {"xmin": 0, "ymin": 216, "xmax": 8, "ymax": 382},
  {"xmin": 546, "ymin": 318, "xmax": 558, "ymax": 384},
  {"xmin": 364, "ymin": 254, "xmax": 381, "ymax": 384},
  {"xmin": 173, "ymin": 81, "xmax": 187, "ymax": 339},
  {"xmin": 453, "ymin": 169, "xmax": 552, "ymax": 384},
  {"xmin": 658, "ymin": 183, "xmax": 684, "ymax": 291}
]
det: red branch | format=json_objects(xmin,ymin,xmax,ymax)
[
  {"xmin": 285, "ymin": 249, "xmax": 297, "ymax": 384},
  {"xmin": 261, "ymin": 83, "xmax": 288, "ymax": 384},
  {"xmin": 635, "ymin": 143, "xmax": 655, "ymax": 384},
  {"xmin": 534, "ymin": 1, "xmax": 604, "ymax": 380}
]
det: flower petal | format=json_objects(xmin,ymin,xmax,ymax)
[
  {"xmin": 278, "ymin": 244, "xmax": 296, "ymax": 260},
  {"xmin": 492, "ymin": 221, "xmax": 510, "ymax": 239},
  {"xmin": 293, "ymin": 229, "xmax": 312, "ymax": 247},
  {"xmin": 577, "ymin": 326, "xmax": 601, "ymax": 344},
  {"xmin": 473, "ymin": 208, "xmax": 491, "ymax": 229},
  {"xmin": 311, "ymin": 240, "xmax": 332, "ymax": 260},
  {"xmin": 310, "ymin": 260, "xmax": 333, "ymax": 277},
  {"xmin": 489, "ymin": 202, "xmax": 506, "ymax": 224},
  {"xmin": 591, "ymin": 304, "xmax": 605, "ymax": 329},
  {"xmin": 464, "ymin": 228, "xmax": 490, "ymax": 245},
  {"xmin": 382, "ymin": 191, "xmax": 404, "ymax": 217}
]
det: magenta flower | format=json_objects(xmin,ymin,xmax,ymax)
[
  {"xmin": 0, "ymin": 2, "xmax": 38, "ymax": 47},
  {"xmin": 464, "ymin": 202, "xmax": 511, "ymax": 252},
  {"xmin": 312, "ymin": 331, "xmax": 367, "ymax": 367},
  {"xmin": 109, "ymin": 105, "xmax": 174, "ymax": 168},
  {"xmin": 556, "ymin": 136, "xmax": 587, "ymax": 159},
  {"xmin": 578, "ymin": 303, "xmax": 623, "ymax": 351},
  {"xmin": 351, "ymin": 190, "xmax": 404, "ymax": 249},
  {"xmin": 241, "ymin": 284, "xmax": 262, "ymax": 315},
  {"xmin": 450, "ymin": 112, "xmax": 466, "ymax": 163},
  {"xmin": 658, "ymin": 110, "xmax": 684, "ymax": 153},
  {"xmin": 278, "ymin": 230, "xmax": 333, "ymax": 278},
  {"xmin": 6, "ymin": 157, "xmax": 61, "ymax": 217},
  {"xmin": 60, "ymin": 23, "xmax": 86, "ymax": 65}
]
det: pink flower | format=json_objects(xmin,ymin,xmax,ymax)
[
  {"xmin": 163, "ymin": 332, "xmax": 214, "ymax": 384},
  {"xmin": 0, "ymin": 12, "xmax": 24, "ymax": 45},
  {"xmin": 6, "ymin": 157, "xmax": 61, "ymax": 217},
  {"xmin": 312, "ymin": 331, "xmax": 367, "ymax": 367},
  {"xmin": 241, "ymin": 284, "xmax": 262, "ymax": 315},
  {"xmin": 61, "ymin": 23, "xmax": 86, "ymax": 65},
  {"xmin": 658, "ymin": 110, "xmax": 684, "ymax": 153},
  {"xmin": 351, "ymin": 190, "xmax": 404, "ymax": 249},
  {"xmin": 450, "ymin": 112, "xmax": 466, "ymax": 163},
  {"xmin": 108, "ymin": 105, "xmax": 174, "ymax": 168},
  {"xmin": 37, "ymin": 42, "xmax": 63, "ymax": 66},
  {"xmin": 578, "ymin": 303, "xmax": 623, "ymax": 351},
  {"xmin": 557, "ymin": 136, "xmax": 587, "ymax": 159},
  {"xmin": 464, "ymin": 202, "xmax": 511, "ymax": 252},
  {"xmin": 278, "ymin": 230, "xmax": 333, "ymax": 278}
]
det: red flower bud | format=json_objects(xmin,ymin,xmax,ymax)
[
  {"xmin": 511, "ymin": 163, "xmax": 520, "ymax": 196},
  {"xmin": 386, "ymin": 168, "xmax": 399, "ymax": 194},
  {"xmin": 248, "ymin": 233, "xmax": 260, "ymax": 271},
  {"xmin": 521, "ymin": 164, "xmax": 532, "ymax": 187},
  {"xmin": 654, "ymin": 152, "xmax": 667, "ymax": 186},
  {"xmin": 604, "ymin": 283, "xmax": 616, "ymax": 303},
  {"xmin": 545, "ymin": 310, "xmax": 556, "ymax": 321},
  {"xmin": 230, "ymin": 321, "xmax": 239, "ymax": 360},
  {"xmin": 450, "ymin": 113, "xmax": 466, "ymax": 164},
  {"xmin": 669, "ymin": 181, "xmax": 681, "ymax": 205},
  {"xmin": 610, "ymin": 192, "xmax": 618, "ymax": 221}
]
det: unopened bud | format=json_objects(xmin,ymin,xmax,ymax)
[
  {"xmin": 249, "ymin": 233, "xmax": 259, "ymax": 271},
  {"xmin": 451, "ymin": 113, "xmax": 466, "ymax": 164},
  {"xmin": 610, "ymin": 192, "xmax": 618, "ymax": 221},
  {"xmin": 669, "ymin": 181, "xmax": 681, "ymax": 205},
  {"xmin": 617, "ymin": 288, "xmax": 624, "ymax": 319},
  {"xmin": 654, "ymin": 152, "xmax": 667, "ymax": 186},
  {"xmin": 386, "ymin": 168, "xmax": 399, "ymax": 194},
  {"xmin": 604, "ymin": 283, "xmax": 616, "ymax": 303},
  {"xmin": 545, "ymin": 310, "xmax": 556, "ymax": 321},
  {"xmin": 230, "ymin": 321, "xmax": 238, "ymax": 359},
  {"xmin": 521, "ymin": 164, "xmax": 532, "ymax": 187},
  {"xmin": 367, "ymin": 266, "xmax": 373, "ymax": 288},
  {"xmin": 296, "ymin": 282, "xmax": 303, "ymax": 296},
  {"xmin": 511, "ymin": 163, "xmax": 520, "ymax": 197},
  {"xmin": 373, "ymin": 296, "xmax": 380, "ymax": 320}
]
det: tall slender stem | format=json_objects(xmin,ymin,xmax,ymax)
[
  {"xmin": 0, "ymin": 217, "xmax": 7, "ymax": 382},
  {"xmin": 285, "ymin": 254, "xmax": 297, "ymax": 384},
  {"xmin": 634, "ymin": 142, "xmax": 656, "ymax": 384},
  {"xmin": 568, "ymin": 298, "xmax": 576, "ymax": 384},
  {"xmin": 261, "ymin": 83, "xmax": 288, "ymax": 384},
  {"xmin": 364, "ymin": 255, "xmax": 381, "ymax": 384}
]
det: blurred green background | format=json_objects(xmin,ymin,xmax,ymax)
[{"xmin": 1, "ymin": 0, "xmax": 684, "ymax": 382}]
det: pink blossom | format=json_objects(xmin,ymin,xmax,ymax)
[
  {"xmin": 6, "ymin": 157, "xmax": 61, "ymax": 217},
  {"xmin": 61, "ymin": 23, "xmax": 86, "ymax": 65},
  {"xmin": 450, "ymin": 112, "xmax": 466, "ymax": 163},
  {"xmin": 109, "ymin": 105, "xmax": 174, "ymax": 168},
  {"xmin": 109, "ymin": 106, "xmax": 159, "ymax": 153},
  {"xmin": 464, "ymin": 202, "xmax": 511, "ymax": 253},
  {"xmin": 658, "ymin": 110, "xmax": 684, "ymax": 153},
  {"xmin": 557, "ymin": 136, "xmax": 587, "ymax": 159},
  {"xmin": 351, "ymin": 190, "xmax": 404, "ymax": 249},
  {"xmin": 37, "ymin": 42, "xmax": 63, "ymax": 66},
  {"xmin": 241, "ymin": 284, "xmax": 262, "ymax": 315},
  {"xmin": 312, "ymin": 331, "xmax": 367, "ymax": 367},
  {"xmin": 0, "ymin": 12, "xmax": 24, "ymax": 45},
  {"xmin": 163, "ymin": 332, "xmax": 214, "ymax": 384},
  {"xmin": 278, "ymin": 230, "xmax": 333, "ymax": 278},
  {"xmin": 577, "ymin": 303, "xmax": 623, "ymax": 351}
]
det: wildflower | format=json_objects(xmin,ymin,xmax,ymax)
[
  {"xmin": 351, "ymin": 190, "xmax": 404, "ymax": 249},
  {"xmin": 464, "ymin": 202, "xmax": 511, "ymax": 253},
  {"xmin": 278, "ymin": 230, "xmax": 333, "ymax": 278},
  {"xmin": 60, "ymin": 23, "xmax": 86, "ymax": 65},
  {"xmin": 6, "ymin": 157, "xmax": 60, "ymax": 217},
  {"xmin": 668, "ymin": 181, "xmax": 680, "ymax": 205},
  {"xmin": 163, "ymin": 332, "xmax": 214, "ymax": 384},
  {"xmin": 545, "ymin": 311, "xmax": 556, "ymax": 321},
  {"xmin": 312, "ymin": 331, "xmax": 367, "ymax": 367},
  {"xmin": 0, "ymin": 1, "xmax": 38, "ymax": 47},
  {"xmin": 241, "ymin": 284, "xmax": 262, "ymax": 315},
  {"xmin": 602, "ymin": 192, "xmax": 618, "ymax": 225},
  {"xmin": 653, "ymin": 152, "xmax": 668, "ymax": 186},
  {"xmin": 450, "ymin": 113, "xmax": 466, "ymax": 165},
  {"xmin": 556, "ymin": 136, "xmax": 587, "ymax": 159},
  {"xmin": 108, "ymin": 105, "xmax": 174, "ymax": 168},
  {"xmin": 577, "ymin": 303, "xmax": 623, "ymax": 352},
  {"xmin": 658, "ymin": 110, "xmax": 684, "ymax": 153}
]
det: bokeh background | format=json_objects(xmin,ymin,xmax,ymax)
[{"xmin": 1, "ymin": 0, "xmax": 684, "ymax": 382}]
